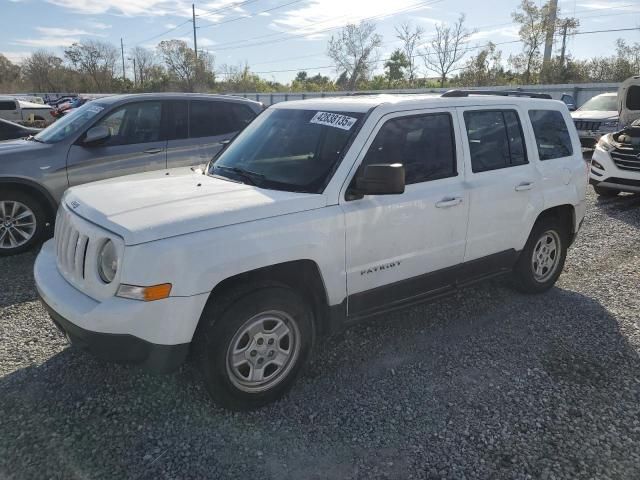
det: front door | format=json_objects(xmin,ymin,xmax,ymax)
[
  {"xmin": 458, "ymin": 106, "xmax": 543, "ymax": 263},
  {"xmin": 67, "ymin": 101, "xmax": 166, "ymax": 187},
  {"xmin": 342, "ymin": 109, "xmax": 469, "ymax": 317}
]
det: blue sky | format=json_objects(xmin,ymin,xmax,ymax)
[{"xmin": 2, "ymin": 0, "xmax": 639, "ymax": 83}]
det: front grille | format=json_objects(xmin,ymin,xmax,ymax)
[
  {"xmin": 610, "ymin": 147, "xmax": 640, "ymax": 172},
  {"xmin": 574, "ymin": 120, "xmax": 602, "ymax": 131},
  {"xmin": 54, "ymin": 208, "xmax": 90, "ymax": 282}
]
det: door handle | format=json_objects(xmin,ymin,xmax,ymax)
[
  {"xmin": 435, "ymin": 196, "xmax": 463, "ymax": 208},
  {"xmin": 514, "ymin": 181, "xmax": 534, "ymax": 191},
  {"xmin": 143, "ymin": 148, "xmax": 164, "ymax": 154}
]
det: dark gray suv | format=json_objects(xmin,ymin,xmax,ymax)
[{"xmin": 0, "ymin": 93, "xmax": 263, "ymax": 255}]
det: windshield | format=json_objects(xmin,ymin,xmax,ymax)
[
  {"xmin": 34, "ymin": 102, "xmax": 106, "ymax": 143},
  {"xmin": 209, "ymin": 108, "xmax": 364, "ymax": 193},
  {"xmin": 579, "ymin": 95, "xmax": 617, "ymax": 112}
]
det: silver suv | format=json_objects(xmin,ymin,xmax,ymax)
[{"xmin": 0, "ymin": 93, "xmax": 263, "ymax": 256}]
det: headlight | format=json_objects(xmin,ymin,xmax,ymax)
[
  {"xmin": 596, "ymin": 135, "xmax": 615, "ymax": 152},
  {"xmin": 97, "ymin": 240, "xmax": 118, "ymax": 283}
]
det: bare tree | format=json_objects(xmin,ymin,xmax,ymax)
[
  {"xmin": 327, "ymin": 21, "xmax": 382, "ymax": 90},
  {"xmin": 420, "ymin": 14, "xmax": 473, "ymax": 87},
  {"xmin": 395, "ymin": 22, "xmax": 424, "ymax": 85},
  {"xmin": 157, "ymin": 40, "xmax": 215, "ymax": 92},
  {"xmin": 21, "ymin": 51, "xmax": 65, "ymax": 91},
  {"xmin": 64, "ymin": 40, "xmax": 118, "ymax": 92},
  {"xmin": 130, "ymin": 46, "xmax": 160, "ymax": 89}
]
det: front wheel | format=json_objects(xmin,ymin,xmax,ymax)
[
  {"xmin": 512, "ymin": 218, "xmax": 568, "ymax": 294},
  {"xmin": 197, "ymin": 285, "xmax": 314, "ymax": 410},
  {"xmin": 0, "ymin": 191, "xmax": 47, "ymax": 256}
]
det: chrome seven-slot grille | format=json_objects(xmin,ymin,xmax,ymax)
[
  {"xmin": 54, "ymin": 208, "xmax": 90, "ymax": 282},
  {"xmin": 610, "ymin": 146, "xmax": 640, "ymax": 172},
  {"xmin": 574, "ymin": 120, "xmax": 602, "ymax": 131}
]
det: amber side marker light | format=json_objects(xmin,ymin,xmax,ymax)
[{"xmin": 117, "ymin": 283, "xmax": 172, "ymax": 301}]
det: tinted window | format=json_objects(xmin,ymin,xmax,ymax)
[
  {"xmin": 361, "ymin": 113, "xmax": 457, "ymax": 184},
  {"xmin": 528, "ymin": 110, "xmax": 573, "ymax": 160},
  {"xmin": 190, "ymin": 101, "xmax": 233, "ymax": 138},
  {"xmin": 627, "ymin": 85, "xmax": 640, "ymax": 111},
  {"xmin": 0, "ymin": 101, "xmax": 16, "ymax": 110},
  {"xmin": 227, "ymin": 103, "xmax": 257, "ymax": 131},
  {"xmin": 94, "ymin": 102, "xmax": 162, "ymax": 146},
  {"xmin": 464, "ymin": 110, "xmax": 528, "ymax": 173},
  {"xmin": 209, "ymin": 108, "xmax": 363, "ymax": 193},
  {"xmin": 166, "ymin": 100, "xmax": 188, "ymax": 140}
]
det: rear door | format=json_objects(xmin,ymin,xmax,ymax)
[
  {"xmin": 166, "ymin": 100, "xmax": 253, "ymax": 169},
  {"xmin": 67, "ymin": 101, "xmax": 167, "ymax": 186},
  {"xmin": 458, "ymin": 106, "xmax": 543, "ymax": 263}
]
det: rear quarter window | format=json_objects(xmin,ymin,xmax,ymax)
[
  {"xmin": 0, "ymin": 101, "xmax": 17, "ymax": 110},
  {"xmin": 528, "ymin": 110, "xmax": 573, "ymax": 160}
]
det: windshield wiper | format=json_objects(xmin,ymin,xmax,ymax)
[
  {"xmin": 215, "ymin": 166, "xmax": 265, "ymax": 186},
  {"xmin": 25, "ymin": 135, "xmax": 44, "ymax": 143}
]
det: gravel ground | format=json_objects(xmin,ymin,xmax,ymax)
[{"xmin": 2, "ymin": 189, "xmax": 640, "ymax": 480}]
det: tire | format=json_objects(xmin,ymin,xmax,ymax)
[
  {"xmin": 0, "ymin": 190, "xmax": 48, "ymax": 256},
  {"xmin": 196, "ymin": 284, "xmax": 315, "ymax": 410},
  {"xmin": 512, "ymin": 217, "xmax": 568, "ymax": 294},
  {"xmin": 593, "ymin": 185, "xmax": 620, "ymax": 197}
]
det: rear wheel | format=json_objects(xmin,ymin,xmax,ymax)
[
  {"xmin": 593, "ymin": 185, "xmax": 620, "ymax": 197},
  {"xmin": 197, "ymin": 285, "xmax": 314, "ymax": 410},
  {"xmin": 512, "ymin": 217, "xmax": 568, "ymax": 294},
  {"xmin": 0, "ymin": 191, "xmax": 47, "ymax": 256}
]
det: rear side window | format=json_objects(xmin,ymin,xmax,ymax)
[
  {"xmin": 361, "ymin": 113, "xmax": 457, "ymax": 185},
  {"xmin": 626, "ymin": 85, "xmax": 640, "ymax": 111},
  {"xmin": 227, "ymin": 102, "xmax": 257, "ymax": 131},
  {"xmin": 189, "ymin": 101, "xmax": 234, "ymax": 138},
  {"xmin": 0, "ymin": 101, "xmax": 16, "ymax": 110},
  {"xmin": 464, "ymin": 110, "xmax": 528, "ymax": 173},
  {"xmin": 528, "ymin": 110, "xmax": 573, "ymax": 160}
]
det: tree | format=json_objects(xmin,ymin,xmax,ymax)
[
  {"xmin": 395, "ymin": 22, "xmax": 424, "ymax": 85},
  {"xmin": 457, "ymin": 42, "xmax": 506, "ymax": 86},
  {"xmin": 420, "ymin": 14, "xmax": 473, "ymax": 87},
  {"xmin": 511, "ymin": 0, "xmax": 554, "ymax": 84},
  {"xmin": 21, "ymin": 51, "xmax": 69, "ymax": 91},
  {"xmin": 291, "ymin": 71, "xmax": 335, "ymax": 91},
  {"xmin": 384, "ymin": 49, "xmax": 410, "ymax": 86},
  {"xmin": 157, "ymin": 40, "xmax": 215, "ymax": 92},
  {"xmin": 0, "ymin": 54, "xmax": 21, "ymax": 91},
  {"xmin": 64, "ymin": 40, "xmax": 118, "ymax": 92},
  {"xmin": 130, "ymin": 46, "xmax": 163, "ymax": 90},
  {"xmin": 327, "ymin": 21, "xmax": 382, "ymax": 91}
]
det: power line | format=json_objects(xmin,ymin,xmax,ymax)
[
  {"xmin": 216, "ymin": 24, "xmax": 640, "ymax": 76},
  {"xmin": 197, "ymin": 0, "xmax": 261, "ymax": 19},
  {"xmin": 212, "ymin": 0, "xmax": 445, "ymax": 51},
  {"xmin": 133, "ymin": 20, "xmax": 192, "ymax": 46},
  {"xmin": 198, "ymin": 0, "xmax": 307, "ymax": 31}
]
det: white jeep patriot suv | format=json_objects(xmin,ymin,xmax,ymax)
[{"xmin": 35, "ymin": 91, "xmax": 587, "ymax": 409}]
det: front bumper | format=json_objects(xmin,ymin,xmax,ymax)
[
  {"xmin": 589, "ymin": 146, "xmax": 640, "ymax": 193},
  {"xmin": 35, "ymin": 240, "xmax": 208, "ymax": 373}
]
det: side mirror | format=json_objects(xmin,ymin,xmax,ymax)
[
  {"xmin": 355, "ymin": 163, "xmax": 405, "ymax": 196},
  {"xmin": 83, "ymin": 125, "xmax": 110, "ymax": 145}
]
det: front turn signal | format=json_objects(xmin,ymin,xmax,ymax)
[{"xmin": 117, "ymin": 283, "xmax": 172, "ymax": 302}]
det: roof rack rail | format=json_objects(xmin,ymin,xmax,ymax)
[{"xmin": 441, "ymin": 89, "xmax": 552, "ymax": 99}]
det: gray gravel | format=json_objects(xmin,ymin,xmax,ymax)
[{"xmin": 2, "ymin": 189, "xmax": 640, "ymax": 480}]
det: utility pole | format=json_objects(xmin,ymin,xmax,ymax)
[
  {"xmin": 543, "ymin": 0, "xmax": 558, "ymax": 66},
  {"xmin": 192, "ymin": 3, "xmax": 198, "ymax": 60},
  {"xmin": 559, "ymin": 20, "xmax": 569, "ymax": 68},
  {"xmin": 120, "ymin": 38, "xmax": 126, "ymax": 81},
  {"xmin": 132, "ymin": 57, "xmax": 137, "ymax": 86}
]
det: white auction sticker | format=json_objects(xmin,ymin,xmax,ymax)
[
  {"xmin": 310, "ymin": 111, "xmax": 357, "ymax": 130},
  {"xmin": 87, "ymin": 105, "xmax": 105, "ymax": 114}
]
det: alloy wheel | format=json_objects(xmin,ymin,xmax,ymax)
[
  {"xmin": 531, "ymin": 230, "xmax": 561, "ymax": 283},
  {"xmin": 0, "ymin": 200, "xmax": 37, "ymax": 250}
]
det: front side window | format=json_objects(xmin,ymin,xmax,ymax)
[
  {"xmin": 529, "ymin": 110, "xmax": 573, "ymax": 160},
  {"xmin": 209, "ymin": 108, "xmax": 364, "ymax": 193},
  {"xmin": 464, "ymin": 110, "xmax": 528, "ymax": 173},
  {"xmin": 360, "ymin": 113, "xmax": 457, "ymax": 185},
  {"xmin": 93, "ymin": 101, "xmax": 162, "ymax": 146}
]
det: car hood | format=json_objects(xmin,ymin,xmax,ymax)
[
  {"xmin": 571, "ymin": 110, "xmax": 618, "ymax": 121},
  {"xmin": 65, "ymin": 169, "xmax": 327, "ymax": 245},
  {"xmin": 0, "ymin": 138, "xmax": 50, "ymax": 153}
]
